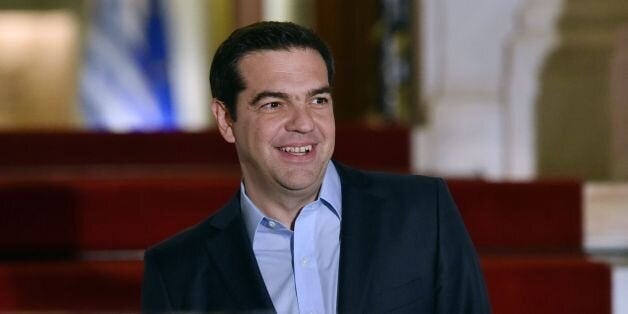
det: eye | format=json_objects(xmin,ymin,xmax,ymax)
[
  {"xmin": 311, "ymin": 97, "xmax": 330, "ymax": 105},
  {"xmin": 260, "ymin": 101, "xmax": 282, "ymax": 111}
]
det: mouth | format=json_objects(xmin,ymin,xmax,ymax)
[{"xmin": 278, "ymin": 144, "xmax": 313, "ymax": 156}]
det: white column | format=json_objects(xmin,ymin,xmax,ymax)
[
  {"xmin": 614, "ymin": 266, "xmax": 628, "ymax": 314},
  {"xmin": 585, "ymin": 183, "xmax": 628, "ymax": 252},
  {"xmin": 164, "ymin": 0, "xmax": 211, "ymax": 130},
  {"xmin": 585, "ymin": 182, "xmax": 628, "ymax": 314},
  {"xmin": 502, "ymin": 0, "xmax": 564, "ymax": 179},
  {"xmin": 414, "ymin": 0, "xmax": 563, "ymax": 179}
]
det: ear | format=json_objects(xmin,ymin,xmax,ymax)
[{"xmin": 211, "ymin": 99, "xmax": 236, "ymax": 143}]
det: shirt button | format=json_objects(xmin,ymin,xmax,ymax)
[
  {"xmin": 301, "ymin": 257, "xmax": 310, "ymax": 266},
  {"xmin": 267, "ymin": 221, "xmax": 276, "ymax": 228}
]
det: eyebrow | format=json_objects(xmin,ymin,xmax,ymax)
[
  {"xmin": 249, "ymin": 86, "xmax": 332, "ymax": 105},
  {"xmin": 250, "ymin": 91, "xmax": 289, "ymax": 105},
  {"xmin": 308, "ymin": 86, "xmax": 332, "ymax": 98}
]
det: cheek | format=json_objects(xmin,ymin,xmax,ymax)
[
  {"xmin": 316, "ymin": 113, "xmax": 335, "ymax": 134},
  {"xmin": 250, "ymin": 118, "xmax": 280, "ymax": 143}
]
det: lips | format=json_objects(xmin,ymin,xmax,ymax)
[{"xmin": 278, "ymin": 144, "xmax": 313, "ymax": 155}]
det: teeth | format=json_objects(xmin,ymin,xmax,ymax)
[{"xmin": 280, "ymin": 145, "xmax": 312, "ymax": 154}]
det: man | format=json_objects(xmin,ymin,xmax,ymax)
[{"xmin": 142, "ymin": 21, "xmax": 490, "ymax": 313}]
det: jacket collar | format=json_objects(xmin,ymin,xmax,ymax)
[
  {"xmin": 334, "ymin": 162, "xmax": 387, "ymax": 312},
  {"xmin": 205, "ymin": 194, "xmax": 275, "ymax": 312},
  {"xmin": 202, "ymin": 162, "xmax": 384, "ymax": 312}
]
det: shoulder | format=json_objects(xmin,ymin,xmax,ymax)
[
  {"xmin": 144, "ymin": 193, "xmax": 240, "ymax": 265},
  {"xmin": 334, "ymin": 161, "xmax": 447, "ymax": 197},
  {"xmin": 144, "ymin": 214, "xmax": 215, "ymax": 265}
]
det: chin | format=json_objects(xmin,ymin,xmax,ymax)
[
  {"xmin": 281, "ymin": 178, "xmax": 317, "ymax": 191},
  {"xmin": 275, "ymin": 161, "xmax": 327, "ymax": 189},
  {"xmin": 278, "ymin": 173, "xmax": 320, "ymax": 192}
]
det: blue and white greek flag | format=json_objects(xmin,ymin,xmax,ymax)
[{"xmin": 80, "ymin": 0, "xmax": 177, "ymax": 131}]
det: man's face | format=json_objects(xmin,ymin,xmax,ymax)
[{"xmin": 214, "ymin": 48, "xmax": 335, "ymax": 199}]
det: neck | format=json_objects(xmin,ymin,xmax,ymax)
[{"xmin": 243, "ymin": 180, "xmax": 321, "ymax": 229}]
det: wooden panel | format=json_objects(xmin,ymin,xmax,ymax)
[
  {"xmin": 483, "ymin": 254, "xmax": 611, "ymax": 314},
  {"xmin": 448, "ymin": 180, "xmax": 582, "ymax": 250},
  {"xmin": 0, "ymin": 178, "xmax": 582, "ymax": 253},
  {"xmin": 0, "ymin": 127, "xmax": 410, "ymax": 171},
  {"xmin": 0, "ymin": 256, "xmax": 612, "ymax": 312},
  {"xmin": 235, "ymin": 0, "xmax": 262, "ymax": 27},
  {"xmin": 314, "ymin": 0, "xmax": 379, "ymax": 121},
  {"xmin": 0, "ymin": 261, "xmax": 142, "ymax": 311}
]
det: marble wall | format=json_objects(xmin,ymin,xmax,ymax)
[{"xmin": 414, "ymin": 0, "xmax": 628, "ymax": 181}]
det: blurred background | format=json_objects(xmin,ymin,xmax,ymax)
[{"xmin": 0, "ymin": 0, "xmax": 626, "ymax": 313}]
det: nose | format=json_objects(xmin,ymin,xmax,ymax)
[{"xmin": 285, "ymin": 105, "xmax": 315, "ymax": 133}]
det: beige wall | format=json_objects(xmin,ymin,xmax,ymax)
[
  {"xmin": 0, "ymin": 10, "xmax": 80, "ymax": 129},
  {"xmin": 537, "ymin": 0, "xmax": 628, "ymax": 180},
  {"xmin": 611, "ymin": 26, "xmax": 628, "ymax": 180}
]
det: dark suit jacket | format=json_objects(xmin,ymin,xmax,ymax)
[{"xmin": 142, "ymin": 163, "xmax": 491, "ymax": 313}]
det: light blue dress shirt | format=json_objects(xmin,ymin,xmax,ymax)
[{"xmin": 241, "ymin": 162, "xmax": 342, "ymax": 314}]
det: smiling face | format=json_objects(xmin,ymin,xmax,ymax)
[{"xmin": 212, "ymin": 48, "xmax": 335, "ymax": 205}]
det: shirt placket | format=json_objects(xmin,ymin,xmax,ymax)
[{"xmin": 293, "ymin": 202, "xmax": 325, "ymax": 314}]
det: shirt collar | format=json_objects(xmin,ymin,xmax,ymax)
[
  {"xmin": 240, "ymin": 161, "xmax": 342, "ymax": 241},
  {"xmin": 319, "ymin": 161, "xmax": 342, "ymax": 219}
]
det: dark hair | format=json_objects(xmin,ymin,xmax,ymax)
[{"xmin": 209, "ymin": 21, "xmax": 334, "ymax": 120}]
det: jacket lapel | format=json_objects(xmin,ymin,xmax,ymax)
[
  {"xmin": 204, "ymin": 194, "xmax": 275, "ymax": 312},
  {"xmin": 200, "ymin": 163, "xmax": 383, "ymax": 312},
  {"xmin": 335, "ymin": 164, "xmax": 386, "ymax": 312}
]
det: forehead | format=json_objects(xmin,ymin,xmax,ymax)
[{"xmin": 236, "ymin": 48, "xmax": 329, "ymax": 88}]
